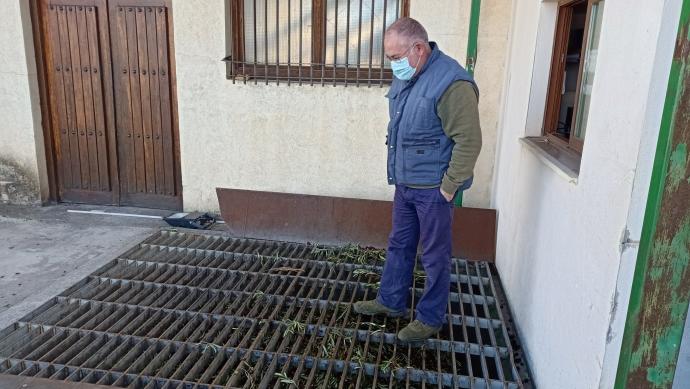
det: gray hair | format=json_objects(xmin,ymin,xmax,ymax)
[{"xmin": 385, "ymin": 17, "xmax": 429, "ymax": 45}]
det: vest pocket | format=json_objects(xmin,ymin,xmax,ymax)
[
  {"xmin": 403, "ymin": 139, "xmax": 441, "ymax": 183},
  {"xmin": 412, "ymin": 97, "xmax": 437, "ymax": 131}
]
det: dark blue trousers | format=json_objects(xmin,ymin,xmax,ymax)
[{"xmin": 376, "ymin": 185, "xmax": 455, "ymax": 327}]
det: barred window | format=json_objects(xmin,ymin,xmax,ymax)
[{"xmin": 225, "ymin": 0, "xmax": 410, "ymax": 86}]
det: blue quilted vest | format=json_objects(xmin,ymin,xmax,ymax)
[{"xmin": 386, "ymin": 42, "xmax": 478, "ymax": 187}]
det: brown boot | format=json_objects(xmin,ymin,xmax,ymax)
[
  {"xmin": 353, "ymin": 299, "xmax": 404, "ymax": 317},
  {"xmin": 397, "ymin": 320, "xmax": 441, "ymax": 342}
]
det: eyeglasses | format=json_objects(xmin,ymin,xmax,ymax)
[{"xmin": 385, "ymin": 42, "xmax": 420, "ymax": 62}]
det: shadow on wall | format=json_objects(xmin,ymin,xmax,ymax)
[
  {"xmin": 497, "ymin": 151, "xmax": 549, "ymax": 363},
  {"xmin": 0, "ymin": 157, "xmax": 39, "ymax": 205}
]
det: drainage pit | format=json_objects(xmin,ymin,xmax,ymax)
[{"xmin": 0, "ymin": 230, "xmax": 530, "ymax": 388}]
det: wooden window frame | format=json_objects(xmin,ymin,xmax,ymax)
[
  {"xmin": 543, "ymin": 0, "xmax": 598, "ymax": 153},
  {"xmin": 226, "ymin": 0, "xmax": 410, "ymax": 85}
]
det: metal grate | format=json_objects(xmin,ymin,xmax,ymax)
[{"xmin": 0, "ymin": 230, "xmax": 531, "ymax": 388}]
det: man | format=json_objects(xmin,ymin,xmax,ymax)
[{"xmin": 353, "ymin": 17, "xmax": 482, "ymax": 342}]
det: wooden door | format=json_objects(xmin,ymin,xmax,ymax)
[
  {"xmin": 43, "ymin": 0, "xmax": 117, "ymax": 204},
  {"xmin": 35, "ymin": 0, "xmax": 181, "ymax": 209},
  {"xmin": 109, "ymin": 1, "xmax": 180, "ymax": 209}
]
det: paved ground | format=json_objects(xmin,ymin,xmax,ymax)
[{"xmin": 0, "ymin": 203, "xmax": 175, "ymax": 330}]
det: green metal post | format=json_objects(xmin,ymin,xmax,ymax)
[
  {"xmin": 466, "ymin": 0, "xmax": 481, "ymax": 75},
  {"xmin": 615, "ymin": 2, "xmax": 690, "ymax": 387},
  {"xmin": 455, "ymin": 0, "xmax": 481, "ymax": 208}
]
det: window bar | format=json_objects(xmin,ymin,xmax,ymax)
[
  {"xmin": 298, "ymin": 0, "xmax": 303, "ymax": 85},
  {"xmin": 287, "ymin": 0, "xmax": 291, "ymax": 86},
  {"xmin": 309, "ymin": 0, "xmax": 314, "ymax": 86},
  {"xmin": 321, "ymin": 2, "xmax": 326, "ymax": 87},
  {"xmin": 229, "ymin": 0, "xmax": 241, "ymax": 84},
  {"xmin": 367, "ymin": 0, "xmax": 375, "ymax": 87},
  {"xmin": 253, "ymin": 0, "xmax": 258, "ymax": 85},
  {"xmin": 242, "ymin": 1, "xmax": 247, "ymax": 84},
  {"xmin": 275, "ymin": 0, "xmax": 280, "ymax": 86},
  {"xmin": 230, "ymin": 0, "xmax": 235, "ymax": 84},
  {"xmin": 264, "ymin": 0, "xmax": 268, "ymax": 85},
  {"xmin": 344, "ymin": 0, "xmax": 351, "ymax": 87},
  {"xmin": 394, "ymin": 0, "xmax": 400, "ymax": 86},
  {"xmin": 356, "ymin": 0, "xmax": 363, "ymax": 86},
  {"xmin": 379, "ymin": 0, "xmax": 387, "ymax": 87},
  {"xmin": 332, "ymin": 0, "xmax": 338, "ymax": 86},
  {"xmin": 395, "ymin": 0, "xmax": 399, "ymax": 24}
]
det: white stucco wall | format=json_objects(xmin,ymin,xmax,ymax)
[
  {"xmin": 491, "ymin": 0, "xmax": 681, "ymax": 387},
  {"xmin": 0, "ymin": 0, "xmax": 45, "ymax": 203},
  {"xmin": 172, "ymin": 0, "xmax": 511, "ymax": 212},
  {"xmin": 599, "ymin": 1, "xmax": 683, "ymax": 387}
]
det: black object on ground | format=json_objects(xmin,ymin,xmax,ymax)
[{"xmin": 163, "ymin": 212, "xmax": 216, "ymax": 229}]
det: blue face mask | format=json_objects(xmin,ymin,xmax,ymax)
[
  {"xmin": 390, "ymin": 44, "xmax": 422, "ymax": 80},
  {"xmin": 391, "ymin": 57, "xmax": 417, "ymax": 80}
]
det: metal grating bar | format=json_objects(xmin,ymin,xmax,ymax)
[
  {"xmin": 96, "ymin": 258, "xmax": 494, "ymax": 307},
  {"xmin": 0, "ymin": 229, "xmax": 530, "ymax": 388}
]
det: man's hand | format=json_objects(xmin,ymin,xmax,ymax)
[{"xmin": 440, "ymin": 188, "xmax": 454, "ymax": 202}]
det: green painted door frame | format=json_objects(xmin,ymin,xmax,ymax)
[
  {"xmin": 455, "ymin": 0, "xmax": 481, "ymax": 208},
  {"xmin": 615, "ymin": 1, "xmax": 690, "ymax": 387}
]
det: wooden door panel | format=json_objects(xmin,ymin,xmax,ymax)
[
  {"xmin": 74, "ymin": 8, "xmax": 98, "ymax": 191},
  {"xmin": 145, "ymin": 8, "xmax": 165, "ymax": 196},
  {"xmin": 85, "ymin": 8, "xmax": 112, "ymax": 189},
  {"xmin": 154, "ymin": 6, "xmax": 176, "ymax": 199},
  {"xmin": 110, "ymin": 2, "xmax": 179, "ymax": 209},
  {"xmin": 38, "ymin": 0, "xmax": 179, "ymax": 209},
  {"xmin": 46, "ymin": 6, "xmax": 72, "ymax": 190},
  {"xmin": 44, "ymin": 1, "xmax": 113, "ymax": 203}
]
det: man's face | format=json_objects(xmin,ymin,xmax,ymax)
[{"xmin": 384, "ymin": 32, "xmax": 420, "ymax": 66}]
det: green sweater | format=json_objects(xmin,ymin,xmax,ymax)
[{"xmin": 409, "ymin": 80, "xmax": 482, "ymax": 194}]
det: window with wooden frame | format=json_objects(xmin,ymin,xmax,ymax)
[
  {"xmin": 543, "ymin": 0, "xmax": 604, "ymax": 153},
  {"xmin": 224, "ymin": 0, "xmax": 410, "ymax": 86}
]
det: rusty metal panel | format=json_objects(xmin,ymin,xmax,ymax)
[
  {"xmin": 219, "ymin": 188, "xmax": 338, "ymax": 243},
  {"xmin": 216, "ymin": 188, "xmax": 497, "ymax": 261},
  {"xmin": 454, "ymin": 206, "xmax": 497, "ymax": 263},
  {"xmin": 615, "ymin": 3, "xmax": 690, "ymax": 387},
  {"xmin": 331, "ymin": 196, "xmax": 399, "ymax": 247}
]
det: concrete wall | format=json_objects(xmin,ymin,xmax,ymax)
[
  {"xmin": 0, "ymin": 0, "xmax": 512, "ymax": 210},
  {"xmin": 0, "ymin": 1, "xmax": 45, "ymax": 204},
  {"xmin": 172, "ymin": 0, "xmax": 512, "ymax": 212},
  {"xmin": 491, "ymin": 0, "xmax": 681, "ymax": 387}
]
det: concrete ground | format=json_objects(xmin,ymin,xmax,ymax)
[{"xmin": 0, "ymin": 203, "xmax": 178, "ymax": 330}]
